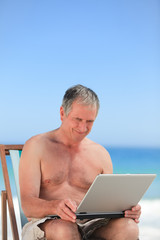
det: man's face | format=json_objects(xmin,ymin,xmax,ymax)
[{"xmin": 60, "ymin": 101, "xmax": 97, "ymax": 143}]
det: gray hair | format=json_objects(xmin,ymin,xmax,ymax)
[{"xmin": 62, "ymin": 84, "xmax": 100, "ymax": 116}]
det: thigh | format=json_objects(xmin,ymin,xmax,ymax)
[
  {"xmin": 39, "ymin": 219, "xmax": 81, "ymax": 240},
  {"xmin": 91, "ymin": 218, "xmax": 139, "ymax": 240}
]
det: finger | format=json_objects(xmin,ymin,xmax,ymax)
[
  {"xmin": 57, "ymin": 206, "xmax": 76, "ymax": 223},
  {"xmin": 125, "ymin": 211, "xmax": 140, "ymax": 217},
  {"xmin": 125, "ymin": 213, "xmax": 141, "ymax": 219},
  {"xmin": 56, "ymin": 201, "xmax": 75, "ymax": 221},
  {"xmin": 125, "ymin": 214, "xmax": 140, "ymax": 219},
  {"xmin": 62, "ymin": 204, "xmax": 76, "ymax": 220},
  {"xmin": 125, "ymin": 210, "xmax": 141, "ymax": 216},
  {"xmin": 134, "ymin": 219, "xmax": 140, "ymax": 223},
  {"xmin": 126, "ymin": 208, "xmax": 141, "ymax": 213},
  {"xmin": 125, "ymin": 211, "xmax": 140, "ymax": 219},
  {"xmin": 64, "ymin": 199, "xmax": 77, "ymax": 212},
  {"xmin": 132, "ymin": 204, "xmax": 141, "ymax": 211},
  {"xmin": 59, "ymin": 211, "xmax": 76, "ymax": 223}
]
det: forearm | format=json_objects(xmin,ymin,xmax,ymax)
[{"xmin": 21, "ymin": 196, "xmax": 58, "ymax": 218}]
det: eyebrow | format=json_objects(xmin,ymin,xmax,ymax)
[{"xmin": 74, "ymin": 117, "xmax": 94, "ymax": 122}]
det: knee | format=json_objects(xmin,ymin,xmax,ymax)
[
  {"xmin": 115, "ymin": 218, "xmax": 139, "ymax": 239},
  {"xmin": 124, "ymin": 218, "xmax": 139, "ymax": 238},
  {"xmin": 55, "ymin": 221, "xmax": 77, "ymax": 238},
  {"xmin": 48, "ymin": 220, "xmax": 80, "ymax": 240}
]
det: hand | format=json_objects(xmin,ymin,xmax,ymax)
[
  {"xmin": 54, "ymin": 199, "xmax": 77, "ymax": 222},
  {"xmin": 124, "ymin": 204, "xmax": 141, "ymax": 223}
]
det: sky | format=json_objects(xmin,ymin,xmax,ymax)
[{"xmin": 0, "ymin": 0, "xmax": 160, "ymax": 147}]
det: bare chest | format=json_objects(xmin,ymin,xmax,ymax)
[{"xmin": 40, "ymin": 148, "xmax": 102, "ymax": 190}]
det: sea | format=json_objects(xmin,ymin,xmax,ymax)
[{"xmin": 0, "ymin": 147, "xmax": 160, "ymax": 240}]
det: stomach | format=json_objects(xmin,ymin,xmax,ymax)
[{"xmin": 39, "ymin": 181, "xmax": 87, "ymax": 206}]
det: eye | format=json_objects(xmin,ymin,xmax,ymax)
[
  {"xmin": 87, "ymin": 120, "xmax": 94, "ymax": 123},
  {"xmin": 74, "ymin": 118, "xmax": 82, "ymax": 122}
]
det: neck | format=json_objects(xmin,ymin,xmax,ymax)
[{"xmin": 55, "ymin": 127, "xmax": 85, "ymax": 148}]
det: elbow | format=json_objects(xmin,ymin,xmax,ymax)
[
  {"xmin": 21, "ymin": 196, "xmax": 36, "ymax": 218},
  {"xmin": 21, "ymin": 200, "xmax": 32, "ymax": 218}
]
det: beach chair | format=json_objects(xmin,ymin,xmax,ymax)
[
  {"xmin": 1, "ymin": 145, "xmax": 129, "ymax": 240},
  {"xmin": 0, "ymin": 144, "xmax": 27, "ymax": 240}
]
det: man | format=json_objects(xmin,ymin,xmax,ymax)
[{"xmin": 19, "ymin": 84, "xmax": 141, "ymax": 240}]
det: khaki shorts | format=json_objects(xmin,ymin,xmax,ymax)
[{"xmin": 22, "ymin": 217, "xmax": 110, "ymax": 240}]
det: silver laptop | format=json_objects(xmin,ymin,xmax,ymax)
[
  {"xmin": 50, "ymin": 174, "xmax": 156, "ymax": 219},
  {"xmin": 75, "ymin": 174, "xmax": 156, "ymax": 218}
]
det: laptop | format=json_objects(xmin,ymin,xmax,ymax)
[{"xmin": 50, "ymin": 174, "xmax": 156, "ymax": 220}]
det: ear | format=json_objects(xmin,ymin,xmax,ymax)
[{"xmin": 60, "ymin": 106, "xmax": 65, "ymax": 121}]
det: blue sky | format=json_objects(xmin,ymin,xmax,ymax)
[{"xmin": 0, "ymin": 0, "xmax": 159, "ymax": 147}]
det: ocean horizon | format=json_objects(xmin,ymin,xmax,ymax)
[{"xmin": 0, "ymin": 147, "xmax": 160, "ymax": 239}]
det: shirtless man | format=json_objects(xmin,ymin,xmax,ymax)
[{"xmin": 19, "ymin": 84, "xmax": 141, "ymax": 240}]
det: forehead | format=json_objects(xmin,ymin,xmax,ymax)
[{"xmin": 69, "ymin": 101, "xmax": 97, "ymax": 118}]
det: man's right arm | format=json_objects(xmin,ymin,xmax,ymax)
[{"xmin": 19, "ymin": 138, "xmax": 76, "ymax": 222}]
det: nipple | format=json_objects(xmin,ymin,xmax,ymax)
[{"xmin": 44, "ymin": 179, "xmax": 51, "ymax": 184}]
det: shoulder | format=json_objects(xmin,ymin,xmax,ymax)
[
  {"xmin": 84, "ymin": 138, "xmax": 110, "ymax": 155},
  {"xmin": 84, "ymin": 138, "xmax": 113, "ymax": 173},
  {"xmin": 22, "ymin": 132, "xmax": 50, "ymax": 159},
  {"xmin": 22, "ymin": 130, "xmax": 59, "ymax": 158},
  {"xmin": 23, "ymin": 134, "xmax": 44, "ymax": 152},
  {"xmin": 24, "ymin": 130, "xmax": 55, "ymax": 149}
]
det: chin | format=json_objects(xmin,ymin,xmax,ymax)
[
  {"xmin": 74, "ymin": 134, "xmax": 88, "ymax": 143},
  {"xmin": 71, "ymin": 130, "xmax": 89, "ymax": 142}
]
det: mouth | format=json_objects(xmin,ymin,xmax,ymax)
[{"xmin": 73, "ymin": 129, "xmax": 88, "ymax": 135}]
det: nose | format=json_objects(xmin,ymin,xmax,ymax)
[{"xmin": 78, "ymin": 121, "xmax": 87, "ymax": 132}]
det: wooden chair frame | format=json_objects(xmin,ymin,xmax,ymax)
[{"xmin": 0, "ymin": 144, "xmax": 23, "ymax": 240}]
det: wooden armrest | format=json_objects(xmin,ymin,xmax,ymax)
[{"xmin": 1, "ymin": 190, "xmax": 7, "ymax": 240}]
